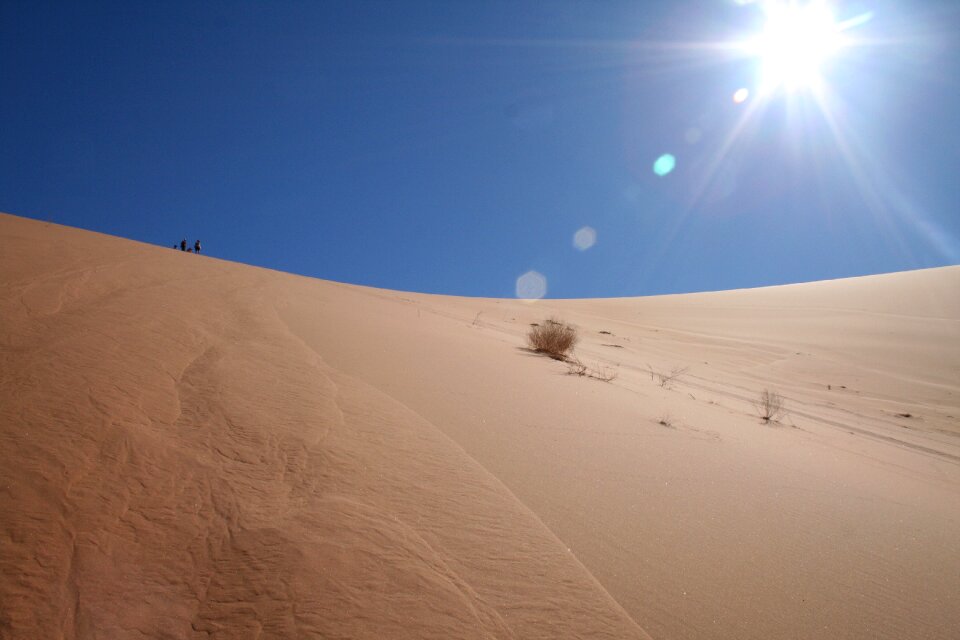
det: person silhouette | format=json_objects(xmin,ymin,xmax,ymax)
[
  {"xmin": 194, "ymin": 239, "xmax": 201, "ymax": 254},
  {"xmin": 180, "ymin": 239, "xmax": 187, "ymax": 251}
]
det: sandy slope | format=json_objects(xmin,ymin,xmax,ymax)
[
  {"xmin": 2, "ymin": 212, "xmax": 958, "ymax": 639},
  {"xmin": 0, "ymin": 214, "xmax": 647, "ymax": 639}
]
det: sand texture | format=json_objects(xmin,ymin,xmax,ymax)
[{"xmin": 2, "ymin": 212, "xmax": 958, "ymax": 639}]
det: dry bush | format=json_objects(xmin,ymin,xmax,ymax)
[
  {"xmin": 756, "ymin": 389, "xmax": 785, "ymax": 423},
  {"xmin": 565, "ymin": 357, "xmax": 617, "ymax": 382},
  {"xmin": 528, "ymin": 317, "xmax": 578, "ymax": 360},
  {"xmin": 566, "ymin": 358, "xmax": 589, "ymax": 376},
  {"xmin": 648, "ymin": 364, "xmax": 689, "ymax": 389}
]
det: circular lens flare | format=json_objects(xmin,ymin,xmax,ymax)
[
  {"xmin": 516, "ymin": 271, "xmax": 547, "ymax": 299},
  {"xmin": 653, "ymin": 154, "xmax": 676, "ymax": 177},
  {"xmin": 573, "ymin": 226, "xmax": 596, "ymax": 251},
  {"xmin": 733, "ymin": 87, "xmax": 750, "ymax": 103}
]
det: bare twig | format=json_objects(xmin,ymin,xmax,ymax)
[
  {"xmin": 647, "ymin": 364, "xmax": 689, "ymax": 389},
  {"xmin": 566, "ymin": 357, "xmax": 617, "ymax": 382},
  {"xmin": 566, "ymin": 357, "xmax": 589, "ymax": 376}
]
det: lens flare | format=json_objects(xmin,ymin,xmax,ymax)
[
  {"xmin": 653, "ymin": 154, "xmax": 676, "ymax": 177},
  {"xmin": 573, "ymin": 226, "xmax": 597, "ymax": 251},
  {"xmin": 733, "ymin": 87, "xmax": 750, "ymax": 103},
  {"xmin": 516, "ymin": 271, "xmax": 547, "ymax": 299}
]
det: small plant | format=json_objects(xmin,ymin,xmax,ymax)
[
  {"xmin": 528, "ymin": 317, "xmax": 578, "ymax": 360},
  {"xmin": 756, "ymin": 389, "xmax": 785, "ymax": 423},
  {"xmin": 566, "ymin": 358, "xmax": 589, "ymax": 376},
  {"xmin": 565, "ymin": 356, "xmax": 617, "ymax": 382},
  {"xmin": 648, "ymin": 364, "xmax": 689, "ymax": 389}
]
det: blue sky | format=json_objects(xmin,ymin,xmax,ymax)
[{"xmin": 2, "ymin": 0, "xmax": 958, "ymax": 298}]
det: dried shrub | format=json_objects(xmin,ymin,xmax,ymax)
[
  {"xmin": 527, "ymin": 317, "xmax": 578, "ymax": 360},
  {"xmin": 565, "ymin": 357, "xmax": 617, "ymax": 382},
  {"xmin": 566, "ymin": 358, "xmax": 589, "ymax": 376},
  {"xmin": 756, "ymin": 389, "xmax": 785, "ymax": 423},
  {"xmin": 648, "ymin": 364, "xmax": 689, "ymax": 389}
]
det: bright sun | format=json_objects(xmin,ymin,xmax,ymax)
[{"xmin": 751, "ymin": 1, "xmax": 843, "ymax": 93}]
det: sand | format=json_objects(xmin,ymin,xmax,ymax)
[{"xmin": 2, "ymin": 211, "xmax": 958, "ymax": 639}]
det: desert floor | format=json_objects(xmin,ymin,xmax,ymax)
[{"xmin": 2, "ymin": 211, "xmax": 958, "ymax": 639}]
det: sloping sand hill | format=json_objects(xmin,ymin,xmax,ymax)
[{"xmin": 2, "ymin": 211, "xmax": 958, "ymax": 639}]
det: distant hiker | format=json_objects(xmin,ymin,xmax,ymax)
[
  {"xmin": 173, "ymin": 244, "xmax": 178, "ymax": 249},
  {"xmin": 180, "ymin": 239, "xmax": 187, "ymax": 251},
  {"xmin": 194, "ymin": 240, "xmax": 201, "ymax": 254},
  {"xmin": 187, "ymin": 247, "xmax": 193, "ymax": 253}
]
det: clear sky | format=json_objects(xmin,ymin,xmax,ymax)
[{"xmin": 2, "ymin": 0, "xmax": 958, "ymax": 298}]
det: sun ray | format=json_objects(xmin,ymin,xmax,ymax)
[
  {"xmin": 639, "ymin": 94, "xmax": 770, "ymax": 273},
  {"xmin": 809, "ymin": 83, "xmax": 924, "ymax": 263}
]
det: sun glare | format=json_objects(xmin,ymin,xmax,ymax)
[{"xmin": 751, "ymin": 1, "xmax": 843, "ymax": 93}]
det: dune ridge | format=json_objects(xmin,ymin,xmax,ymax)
[{"xmin": 2, "ymin": 212, "xmax": 959, "ymax": 639}]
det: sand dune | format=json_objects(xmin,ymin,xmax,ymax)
[{"xmin": 2, "ymin": 211, "xmax": 958, "ymax": 639}]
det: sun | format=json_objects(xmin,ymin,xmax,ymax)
[{"xmin": 750, "ymin": 1, "xmax": 844, "ymax": 93}]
